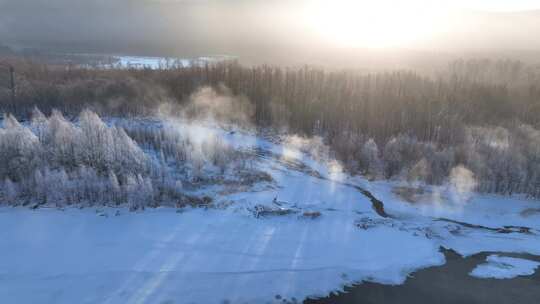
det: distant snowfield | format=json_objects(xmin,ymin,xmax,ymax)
[
  {"xmin": 107, "ymin": 55, "xmax": 236, "ymax": 69},
  {"xmin": 1, "ymin": 120, "xmax": 540, "ymax": 304},
  {"xmin": 470, "ymin": 255, "xmax": 540, "ymax": 279}
]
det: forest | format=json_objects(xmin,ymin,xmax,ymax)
[{"xmin": 0, "ymin": 58, "xmax": 539, "ymax": 199}]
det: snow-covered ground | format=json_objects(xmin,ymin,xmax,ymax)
[
  {"xmin": 470, "ymin": 255, "xmax": 540, "ymax": 279},
  {"xmin": 1, "ymin": 119, "xmax": 540, "ymax": 304}
]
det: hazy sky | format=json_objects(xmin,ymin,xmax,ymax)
[
  {"xmin": 1, "ymin": 0, "xmax": 540, "ymax": 66},
  {"xmin": 138, "ymin": 0, "xmax": 540, "ymax": 12},
  {"xmin": 452, "ymin": 0, "xmax": 540, "ymax": 11},
  {"xmin": 143, "ymin": 0, "xmax": 540, "ymax": 11}
]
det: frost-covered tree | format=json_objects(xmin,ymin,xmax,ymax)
[
  {"xmin": 0, "ymin": 115, "xmax": 41, "ymax": 182},
  {"xmin": 125, "ymin": 174, "xmax": 140, "ymax": 211},
  {"xmin": 33, "ymin": 169, "xmax": 47, "ymax": 203},
  {"xmin": 108, "ymin": 171, "xmax": 121, "ymax": 205},
  {"xmin": 30, "ymin": 107, "xmax": 48, "ymax": 142},
  {"xmin": 0, "ymin": 108, "xmax": 254, "ymax": 207},
  {"xmin": 359, "ymin": 139, "xmax": 382, "ymax": 178},
  {"xmin": 2, "ymin": 178, "xmax": 18, "ymax": 204},
  {"xmin": 79, "ymin": 110, "xmax": 114, "ymax": 173},
  {"xmin": 41, "ymin": 110, "xmax": 81, "ymax": 170},
  {"xmin": 110, "ymin": 126, "xmax": 147, "ymax": 176}
]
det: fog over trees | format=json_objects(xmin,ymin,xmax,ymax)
[{"xmin": 0, "ymin": 58, "xmax": 539, "ymax": 199}]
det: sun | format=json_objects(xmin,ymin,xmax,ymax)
[{"xmin": 304, "ymin": 0, "xmax": 449, "ymax": 48}]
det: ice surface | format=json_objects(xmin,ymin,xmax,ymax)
[{"xmin": 470, "ymin": 255, "xmax": 540, "ymax": 279}]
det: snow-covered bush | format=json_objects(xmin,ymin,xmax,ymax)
[
  {"xmin": 460, "ymin": 126, "xmax": 529, "ymax": 195},
  {"xmin": 369, "ymin": 125, "xmax": 539, "ymax": 197},
  {"xmin": 120, "ymin": 119, "xmax": 245, "ymax": 180},
  {"xmin": 382, "ymin": 135, "xmax": 425, "ymax": 179},
  {"xmin": 358, "ymin": 138, "xmax": 383, "ymax": 179}
]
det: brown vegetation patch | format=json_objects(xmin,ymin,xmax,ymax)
[
  {"xmin": 392, "ymin": 186, "xmax": 426, "ymax": 204},
  {"xmin": 301, "ymin": 211, "xmax": 322, "ymax": 219}
]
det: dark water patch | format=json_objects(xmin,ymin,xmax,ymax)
[
  {"xmin": 436, "ymin": 218, "xmax": 534, "ymax": 235},
  {"xmin": 305, "ymin": 248, "xmax": 540, "ymax": 304},
  {"xmin": 345, "ymin": 184, "xmax": 390, "ymax": 218}
]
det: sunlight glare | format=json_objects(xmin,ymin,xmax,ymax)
[{"xmin": 305, "ymin": 0, "xmax": 449, "ymax": 48}]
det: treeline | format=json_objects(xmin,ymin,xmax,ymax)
[{"xmin": 0, "ymin": 58, "xmax": 539, "ymax": 197}]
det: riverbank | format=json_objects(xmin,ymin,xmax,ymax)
[{"xmin": 306, "ymin": 248, "xmax": 540, "ymax": 304}]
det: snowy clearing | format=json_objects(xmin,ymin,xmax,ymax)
[
  {"xmin": 469, "ymin": 255, "xmax": 540, "ymax": 279},
  {"xmin": 1, "ymin": 117, "xmax": 540, "ymax": 304}
]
